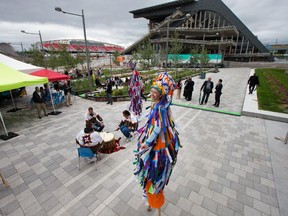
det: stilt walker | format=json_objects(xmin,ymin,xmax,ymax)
[
  {"xmin": 134, "ymin": 72, "xmax": 181, "ymax": 214},
  {"xmin": 128, "ymin": 62, "xmax": 142, "ymax": 116}
]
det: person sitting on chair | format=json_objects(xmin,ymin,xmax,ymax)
[
  {"xmin": 85, "ymin": 107, "xmax": 105, "ymax": 132},
  {"xmin": 76, "ymin": 121, "xmax": 104, "ymax": 162},
  {"xmin": 116, "ymin": 110, "xmax": 138, "ymax": 141}
]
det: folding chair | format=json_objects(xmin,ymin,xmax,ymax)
[
  {"xmin": 76, "ymin": 138, "xmax": 102, "ymax": 170},
  {"xmin": 77, "ymin": 147, "xmax": 98, "ymax": 170}
]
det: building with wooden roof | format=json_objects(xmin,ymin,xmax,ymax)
[{"xmin": 123, "ymin": 0, "xmax": 272, "ymax": 62}]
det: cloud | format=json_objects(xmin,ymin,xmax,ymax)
[{"xmin": 0, "ymin": 0, "xmax": 287, "ymax": 51}]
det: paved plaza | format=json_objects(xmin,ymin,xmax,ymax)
[{"xmin": 0, "ymin": 68, "xmax": 288, "ymax": 216}]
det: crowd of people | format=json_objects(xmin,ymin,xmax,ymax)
[{"xmin": 176, "ymin": 76, "xmax": 223, "ymax": 107}]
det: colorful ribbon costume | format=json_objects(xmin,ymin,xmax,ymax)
[
  {"xmin": 128, "ymin": 69, "xmax": 142, "ymax": 116},
  {"xmin": 134, "ymin": 72, "xmax": 181, "ymax": 209}
]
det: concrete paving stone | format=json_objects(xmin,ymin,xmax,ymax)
[
  {"xmin": 32, "ymin": 184, "xmax": 48, "ymax": 197},
  {"xmin": 247, "ymin": 172, "xmax": 261, "ymax": 183},
  {"xmin": 199, "ymin": 186, "xmax": 214, "ymax": 199},
  {"xmin": 175, "ymin": 184, "xmax": 191, "ymax": 199},
  {"xmin": 47, "ymin": 204, "xmax": 65, "ymax": 216},
  {"xmin": 175, "ymin": 176, "xmax": 190, "ymax": 187},
  {"xmin": 39, "ymin": 170, "xmax": 52, "ymax": 180},
  {"xmin": 71, "ymin": 204, "xmax": 91, "ymax": 216},
  {"xmin": 5, "ymin": 208, "xmax": 24, "ymax": 216},
  {"xmin": 31, "ymin": 209, "xmax": 48, "ymax": 216},
  {"xmin": 222, "ymin": 186, "xmax": 237, "ymax": 200},
  {"xmin": 41, "ymin": 196, "xmax": 59, "ymax": 212},
  {"xmin": 236, "ymin": 192, "xmax": 253, "ymax": 207},
  {"xmin": 0, "ymin": 200, "xmax": 20, "ymax": 216},
  {"xmin": 196, "ymin": 176, "xmax": 210, "ymax": 187},
  {"xmin": 246, "ymin": 187, "xmax": 261, "ymax": 200},
  {"xmin": 201, "ymin": 197, "xmax": 218, "ymax": 214},
  {"xmin": 108, "ymin": 182, "xmax": 121, "ymax": 193},
  {"xmin": 11, "ymin": 182, "xmax": 28, "ymax": 195},
  {"xmin": 239, "ymin": 176, "xmax": 254, "ymax": 188},
  {"xmin": 111, "ymin": 200, "xmax": 130, "ymax": 216},
  {"xmin": 253, "ymin": 198, "xmax": 271, "ymax": 215},
  {"xmin": 18, "ymin": 194, "xmax": 37, "ymax": 210},
  {"xmin": 186, "ymin": 180, "xmax": 201, "ymax": 193},
  {"xmin": 19, "ymin": 169, "xmax": 35, "ymax": 179},
  {"xmin": 23, "ymin": 201, "xmax": 42, "ymax": 216},
  {"xmin": 2, "ymin": 167, "xmax": 18, "ymax": 178},
  {"xmin": 244, "ymin": 205, "xmax": 262, "ymax": 216},
  {"xmin": 127, "ymin": 194, "xmax": 144, "ymax": 211},
  {"xmin": 190, "ymin": 204, "xmax": 208, "ymax": 216},
  {"xmin": 95, "ymin": 187, "xmax": 112, "ymax": 201},
  {"xmin": 23, "ymin": 174, "xmax": 39, "ymax": 185},
  {"xmin": 118, "ymin": 188, "xmax": 135, "ymax": 203},
  {"xmin": 97, "ymin": 206, "xmax": 118, "ymax": 216},
  {"xmin": 165, "ymin": 188, "xmax": 181, "ymax": 205},
  {"xmin": 164, "ymin": 203, "xmax": 182, "ymax": 216},
  {"xmin": 213, "ymin": 167, "xmax": 227, "ymax": 178},
  {"xmin": 253, "ymin": 181, "xmax": 269, "ymax": 194},
  {"xmin": 208, "ymin": 181, "xmax": 223, "ymax": 194},
  {"xmin": 227, "ymin": 197, "xmax": 244, "ymax": 215},
  {"xmin": 231, "ymin": 182, "xmax": 246, "ymax": 194},
  {"xmin": 216, "ymin": 204, "xmax": 235, "ymax": 216},
  {"xmin": 217, "ymin": 176, "xmax": 231, "ymax": 188},
  {"xmin": 271, "ymin": 206, "xmax": 280, "ymax": 216},
  {"xmin": 212, "ymin": 191, "xmax": 228, "ymax": 206},
  {"xmin": 261, "ymin": 193, "xmax": 279, "ymax": 208}
]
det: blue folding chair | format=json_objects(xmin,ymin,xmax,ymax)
[
  {"xmin": 76, "ymin": 139, "xmax": 102, "ymax": 170},
  {"xmin": 77, "ymin": 147, "xmax": 97, "ymax": 170}
]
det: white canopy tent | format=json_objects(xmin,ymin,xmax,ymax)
[{"xmin": 0, "ymin": 53, "xmax": 43, "ymax": 73}]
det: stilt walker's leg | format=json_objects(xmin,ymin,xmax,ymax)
[
  {"xmin": 0, "ymin": 171, "xmax": 9, "ymax": 187},
  {"xmin": 158, "ymin": 208, "xmax": 161, "ymax": 216}
]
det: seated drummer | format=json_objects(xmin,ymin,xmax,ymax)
[
  {"xmin": 116, "ymin": 110, "xmax": 138, "ymax": 141},
  {"xmin": 85, "ymin": 107, "xmax": 105, "ymax": 132},
  {"xmin": 76, "ymin": 121, "xmax": 104, "ymax": 160}
]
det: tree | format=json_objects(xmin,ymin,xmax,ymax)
[
  {"xmin": 170, "ymin": 31, "xmax": 183, "ymax": 68},
  {"xmin": 200, "ymin": 48, "xmax": 210, "ymax": 69},
  {"xmin": 29, "ymin": 44, "xmax": 45, "ymax": 67},
  {"xmin": 112, "ymin": 51, "xmax": 120, "ymax": 65},
  {"xmin": 46, "ymin": 47, "xmax": 59, "ymax": 70},
  {"xmin": 190, "ymin": 45, "xmax": 201, "ymax": 68},
  {"xmin": 133, "ymin": 39, "xmax": 155, "ymax": 70}
]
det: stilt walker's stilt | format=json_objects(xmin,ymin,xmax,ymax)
[
  {"xmin": 0, "ymin": 171, "xmax": 9, "ymax": 187},
  {"xmin": 158, "ymin": 208, "xmax": 161, "ymax": 216}
]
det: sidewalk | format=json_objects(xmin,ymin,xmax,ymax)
[{"xmin": 0, "ymin": 68, "xmax": 287, "ymax": 216}]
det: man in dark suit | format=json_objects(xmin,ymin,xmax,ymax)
[
  {"xmin": 200, "ymin": 77, "xmax": 214, "ymax": 105},
  {"xmin": 213, "ymin": 79, "xmax": 223, "ymax": 107},
  {"xmin": 32, "ymin": 86, "xmax": 48, "ymax": 119},
  {"xmin": 248, "ymin": 73, "xmax": 260, "ymax": 94},
  {"xmin": 184, "ymin": 77, "xmax": 194, "ymax": 101}
]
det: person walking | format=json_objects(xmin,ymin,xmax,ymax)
[
  {"xmin": 175, "ymin": 79, "xmax": 182, "ymax": 99},
  {"xmin": 213, "ymin": 79, "xmax": 223, "ymax": 107},
  {"xmin": 184, "ymin": 77, "xmax": 194, "ymax": 101},
  {"xmin": 105, "ymin": 79, "xmax": 113, "ymax": 105},
  {"xmin": 32, "ymin": 86, "xmax": 48, "ymax": 119},
  {"xmin": 200, "ymin": 77, "xmax": 214, "ymax": 105},
  {"xmin": 247, "ymin": 73, "xmax": 260, "ymax": 94}
]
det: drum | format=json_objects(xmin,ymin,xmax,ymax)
[{"xmin": 100, "ymin": 132, "xmax": 115, "ymax": 152}]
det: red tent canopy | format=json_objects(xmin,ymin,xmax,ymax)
[{"xmin": 30, "ymin": 69, "xmax": 69, "ymax": 82}]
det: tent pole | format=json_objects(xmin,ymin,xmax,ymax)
[
  {"xmin": 7, "ymin": 91, "xmax": 22, "ymax": 112},
  {"xmin": 0, "ymin": 112, "xmax": 8, "ymax": 136},
  {"xmin": 48, "ymin": 83, "xmax": 61, "ymax": 115}
]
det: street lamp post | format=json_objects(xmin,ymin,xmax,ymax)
[
  {"xmin": 21, "ymin": 30, "xmax": 44, "ymax": 56},
  {"xmin": 165, "ymin": 13, "xmax": 191, "ymax": 71},
  {"xmin": 55, "ymin": 7, "xmax": 93, "ymax": 91}
]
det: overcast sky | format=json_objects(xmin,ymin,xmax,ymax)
[{"xmin": 0, "ymin": 0, "xmax": 287, "ymax": 51}]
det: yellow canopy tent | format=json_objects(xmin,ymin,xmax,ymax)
[{"xmin": 0, "ymin": 63, "xmax": 48, "ymax": 140}]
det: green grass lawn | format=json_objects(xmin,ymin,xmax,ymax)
[{"xmin": 255, "ymin": 68, "xmax": 288, "ymax": 113}]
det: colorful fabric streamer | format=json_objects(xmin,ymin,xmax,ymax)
[{"xmin": 133, "ymin": 72, "xmax": 181, "ymax": 209}]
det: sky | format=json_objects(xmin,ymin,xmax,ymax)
[{"xmin": 0, "ymin": 0, "xmax": 287, "ymax": 51}]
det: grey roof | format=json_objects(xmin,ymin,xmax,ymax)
[{"xmin": 129, "ymin": 0, "xmax": 268, "ymax": 53}]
